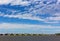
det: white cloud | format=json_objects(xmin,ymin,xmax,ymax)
[
  {"xmin": 44, "ymin": 21, "xmax": 59, "ymax": 23},
  {"xmin": 0, "ymin": 0, "xmax": 58, "ymax": 6},
  {"xmin": 0, "ymin": 0, "xmax": 12, "ymax": 4},
  {"xmin": 11, "ymin": 0, "xmax": 31, "ymax": 6},
  {"xmin": 57, "ymin": 0, "xmax": 60, "ymax": 3},
  {"xmin": 0, "ymin": 23, "xmax": 60, "ymax": 29},
  {"xmin": 0, "ymin": 0, "xmax": 31, "ymax": 6},
  {"xmin": 0, "ymin": 14, "xmax": 44, "ymax": 21},
  {"xmin": 44, "ymin": 13, "xmax": 60, "ymax": 23},
  {"xmin": 58, "ymin": 0, "xmax": 60, "ymax": 1},
  {"xmin": 0, "ymin": 0, "xmax": 60, "ymax": 24},
  {"xmin": 0, "ymin": 13, "xmax": 60, "ymax": 24},
  {"xmin": 0, "ymin": 23, "xmax": 60, "ymax": 34},
  {"xmin": 47, "ymin": 17, "xmax": 60, "ymax": 20}
]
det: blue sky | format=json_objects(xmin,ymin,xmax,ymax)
[{"xmin": 0, "ymin": 0, "xmax": 60, "ymax": 34}]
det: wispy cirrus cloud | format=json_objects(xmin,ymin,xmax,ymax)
[
  {"xmin": 0, "ymin": 0, "xmax": 60, "ymax": 24},
  {"xmin": 0, "ymin": 14, "xmax": 44, "ymax": 21}
]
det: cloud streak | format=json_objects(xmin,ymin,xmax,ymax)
[
  {"xmin": 0, "ymin": 23, "xmax": 60, "ymax": 34},
  {"xmin": 0, "ymin": 23, "xmax": 60, "ymax": 29},
  {"xmin": 0, "ymin": 14, "xmax": 44, "ymax": 21},
  {"xmin": 0, "ymin": 0, "xmax": 12, "ymax": 4}
]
